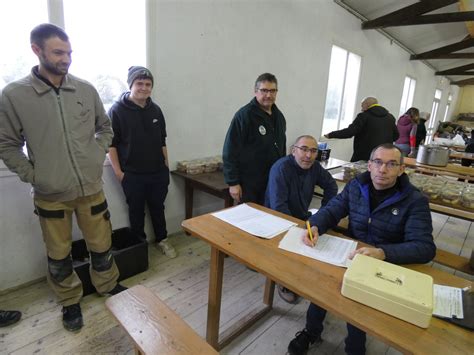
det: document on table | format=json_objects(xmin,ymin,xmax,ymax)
[
  {"xmin": 433, "ymin": 284, "xmax": 464, "ymax": 319},
  {"xmin": 211, "ymin": 204, "xmax": 297, "ymax": 239},
  {"xmin": 278, "ymin": 226, "xmax": 357, "ymax": 267}
]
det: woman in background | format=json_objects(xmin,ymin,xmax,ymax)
[{"xmin": 395, "ymin": 107, "xmax": 419, "ymax": 157}]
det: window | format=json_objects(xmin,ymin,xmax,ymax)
[
  {"xmin": 321, "ymin": 45, "xmax": 361, "ymax": 135},
  {"xmin": 0, "ymin": 0, "xmax": 47, "ymax": 90},
  {"xmin": 442, "ymin": 93, "xmax": 453, "ymax": 122},
  {"xmin": 0, "ymin": 0, "xmax": 145, "ymax": 110},
  {"xmin": 399, "ymin": 76, "xmax": 416, "ymax": 117},
  {"xmin": 426, "ymin": 89, "xmax": 443, "ymax": 144},
  {"xmin": 63, "ymin": 0, "xmax": 146, "ymax": 110}
]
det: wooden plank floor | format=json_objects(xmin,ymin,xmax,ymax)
[{"xmin": 0, "ymin": 209, "xmax": 472, "ymax": 354}]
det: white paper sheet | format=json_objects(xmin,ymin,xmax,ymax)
[
  {"xmin": 211, "ymin": 204, "xmax": 297, "ymax": 239},
  {"xmin": 433, "ymin": 284, "xmax": 464, "ymax": 319},
  {"xmin": 278, "ymin": 226, "xmax": 357, "ymax": 267}
]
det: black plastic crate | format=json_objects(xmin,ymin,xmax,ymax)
[{"xmin": 71, "ymin": 227, "xmax": 148, "ymax": 296}]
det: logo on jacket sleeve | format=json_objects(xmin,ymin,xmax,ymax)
[
  {"xmin": 153, "ymin": 119, "xmax": 158, "ymax": 123},
  {"xmin": 258, "ymin": 125, "xmax": 266, "ymax": 135},
  {"xmin": 391, "ymin": 208, "xmax": 399, "ymax": 215}
]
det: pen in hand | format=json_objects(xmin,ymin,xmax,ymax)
[{"xmin": 306, "ymin": 220, "xmax": 315, "ymax": 246}]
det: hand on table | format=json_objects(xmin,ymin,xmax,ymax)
[{"xmin": 349, "ymin": 247, "xmax": 385, "ymax": 260}]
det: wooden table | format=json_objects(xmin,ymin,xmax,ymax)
[
  {"xmin": 171, "ymin": 170, "xmax": 233, "ymax": 219},
  {"xmin": 450, "ymin": 151, "xmax": 474, "ymax": 161},
  {"xmin": 182, "ymin": 204, "xmax": 473, "ymax": 353},
  {"xmin": 172, "ymin": 158, "xmax": 348, "ymax": 219},
  {"xmin": 404, "ymin": 157, "xmax": 474, "ymax": 180},
  {"xmin": 318, "ymin": 157, "xmax": 349, "ymax": 170},
  {"xmin": 331, "ymin": 171, "xmax": 474, "ymax": 222}
]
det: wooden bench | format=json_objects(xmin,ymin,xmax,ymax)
[
  {"xmin": 434, "ymin": 249, "xmax": 473, "ymax": 275},
  {"xmin": 105, "ymin": 285, "xmax": 218, "ymax": 355}
]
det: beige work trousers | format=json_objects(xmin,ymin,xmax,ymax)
[{"xmin": 34, "ymin": 191, "xmax": 119, "ymax": 306}]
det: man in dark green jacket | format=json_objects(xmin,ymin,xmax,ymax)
[{"xmin": 223, "ymin": 73, "xmax": 286, "ymax": 204}]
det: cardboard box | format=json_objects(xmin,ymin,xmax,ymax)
[
  {"xmin": 341, "ymin": 254, "xmax": 433, "ymax": 328},
  {"xmin": 71, "ymin": 227, "xmax": 148, "ymax": 296}
]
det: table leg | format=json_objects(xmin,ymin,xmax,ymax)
[
  {"xmin": 184, "ymin": 181, "xmax": 194, "ymax": 220},
  {"xmin": 206, "ymin": 246, "xmax": 225, "ymax": 349},
  {"xmin": 263, "ymin": 277, "xmax": 275, "ymax": 306}
]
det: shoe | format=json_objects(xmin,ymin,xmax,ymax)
[
  {"xmin": 62, "ymin": 303, "xmax": 83, "ymax": 332},
  {"xmin": 103, "ymin": 283, "xmax": 128, "ymax": 296},
  {"xmin": 288, "ymin": 329, "xmax": 322, "ymax": 355},
  {"xmin": 0, "ymin": 310, "xmax": 22, "ymax": 327},
  {"xmin": 277, "ymin": 285, "xmax": 299, "ymax": 304},
  {"xmin": 157, "ymin": 239, "xmax": 177, "ymax": 258}
]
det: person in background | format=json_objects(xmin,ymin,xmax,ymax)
[
  {"xmin": 223, "ymin": 73, "xmax": 286, "ymax": 205},
  {"xmin": 395, "ymin": 107, "xmax": 419, "ymax": 157},
  {"xmin": 414, "ymin": 111, "xmax": 430, "ymax": 155},
  {"xmin": 265, "ymin": 135, "xmax": 338, "ymax": 303},
  {"xmin": 108, "ymin": 66, "xmax": 176, "ymax": 259},
  {"xmin": 0, "ymin": 310, "xmax": 21, "ymax": 327},
  {"xmin": 324, "ymin": 97, "xmax": 398, "ymax": 162},
  {"xmin": 0, "ymin": 23, "xmax": 125, "ymax": 332},
  {"xmin": 287, "ymin": 144, "xmax": 435, "ymax": 355}
]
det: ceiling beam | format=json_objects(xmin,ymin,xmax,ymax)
[
  {"xmin": 451, "ymin": 77, "xmax": 474, "ymax": 85},
  {"xmin": 410, "ymin": 37, "xmax": 474, "ymax": 59},
  {"xmin": 362, "ymin": 0, "xmax": 461, "ymax": 29},
  {"xmin": 435, "ymin": 63, "xmax": 474, "ymax": 75}
]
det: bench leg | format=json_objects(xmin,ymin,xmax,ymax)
[{"xmin": 207, "ymin": 246, "xmax": 225, "ymax": 349}]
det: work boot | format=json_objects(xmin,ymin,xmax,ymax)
[
  {"xmin": 277, "ymin": 285, "xmax": 299, "ymax": 304},
  {"xmin": 157, "ymin": 238, "xmax": 177, "ymax": 258},
  {"xmin": 0, "ymin": 310, "xmax": 22, "ymax": 327},
  {"xmin": 62, "ymin": 303, "xmax": 83, "ymax": 332},
  {"xmin": 288, "ymin": 328, "xmax": 322, "ymax": 355}
]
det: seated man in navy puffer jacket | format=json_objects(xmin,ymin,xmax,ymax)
[{"xmin": 288, "ymin": 143, "xmax": 436, "ymax": 355}]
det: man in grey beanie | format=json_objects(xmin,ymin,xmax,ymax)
[{"xmin": 108, "ymin": 66, "xmax": 177, "ymax": 258}]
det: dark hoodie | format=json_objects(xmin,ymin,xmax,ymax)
[
  {"xmin": 327, "ymin": 105, "xmax": 399, "ymax": 162},
  {"xmin": 108, "ymin": 92, "xmax": 167, "ymax": 174}
]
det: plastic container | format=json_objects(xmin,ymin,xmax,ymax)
[{"xmin": 341, "ymin": 254, "xmax": 433, "ymax": 328}]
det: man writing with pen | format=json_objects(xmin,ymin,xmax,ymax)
[
  {"xmin": 287, "ymin": 143, "xmax": 436, "ymax": 355},
  {"xmin": 265, "ymin": 135, "xmax": 338, "ymax": 303}
]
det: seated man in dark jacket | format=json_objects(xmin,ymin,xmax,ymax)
[
  {"xmin": 288, "ymin": 143, "xmax": 436, "ymax": 355},
  {"xmin": 265, "ymin": 135, "xmax": 338, "ymax": 303}
]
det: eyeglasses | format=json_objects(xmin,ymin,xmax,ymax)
[
  {"xmin": 370, "ymin": 159, "xmax": 400, "ymax": 170},
  {"xmin": 257, "ymin": 88, "xmax": 278, "ymax": 94},
  {"xmin": 294, "ymin": 145, "xmax": 318, "ymax": 154}
]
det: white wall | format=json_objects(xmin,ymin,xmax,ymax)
[{"xmin": 0, "ymin": 0, "xmax": 458, "ymax": 291}]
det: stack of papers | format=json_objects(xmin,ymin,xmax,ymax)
[
  {"xmin": 279, "ymin": 226, "xmax": 357, "ymax": 267},
  {"xmin": 211, "ymin": 204, "xmax": 297, "ymax": 239},
  {"xmin": 433, "ymin": 284, "xmax": 464, "ymax": 319}
]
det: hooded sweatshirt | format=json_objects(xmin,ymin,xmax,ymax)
[{"xmin": 108, "ymin": 92, "xmax": 167, "ymax": 174}]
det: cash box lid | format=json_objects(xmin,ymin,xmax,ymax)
[{"xmin": 343, "ymin": 254, "xmax": 433, "ymax": 313}]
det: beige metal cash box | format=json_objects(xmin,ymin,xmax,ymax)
[{"xmin": 341, "ymin": 254, "xmax": 433, "ymax": 328}]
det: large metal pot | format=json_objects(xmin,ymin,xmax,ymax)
[{"xmin": 416, "ymin": 144, "xmax": 449, "ymax": 167}]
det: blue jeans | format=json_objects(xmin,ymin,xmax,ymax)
[
  {"xmin": 394, "ymin": 143, "xmax": 410, "ymax": 157},
  {"xmin": 306, "ymin": 303, "xmax": 366, "ymax": 355}
]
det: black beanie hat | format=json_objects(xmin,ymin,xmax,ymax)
[{"xmin": 127, "ymin": 66, "xmax": 154, "ymax": 88}]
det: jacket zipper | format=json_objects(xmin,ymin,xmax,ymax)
[{"xmin": 57, "ymin": 95, "xmax": 85, "ymax": 196}]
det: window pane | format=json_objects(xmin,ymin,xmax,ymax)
[
  {"xmin": 63, "ymin": 0, "xmax": 146, "ymax": 110},
  {"xmin": 0, "ymin": 1, "xmax": 48, "ymax": 89},
  {"xmin": 434, "ymin": 89, "xmax": 442, "ymax": 100},
  {"xmin": 399, "ymin": 77, "xmax": 417, "ymax": 116},
  {"xmin": 322, "ymin": 46, "xmax": 347, "ymax": 134},
  {"xmin": 340, "ymin": 52, "xmax": 361, "ymax": 129},
  {"xmin": 443, "ymin": 104, "xmax": 450, "ymax": 122},
  {"xmin": 407, "ymin": 79, "xmax": 416, "ymax": 110}
]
